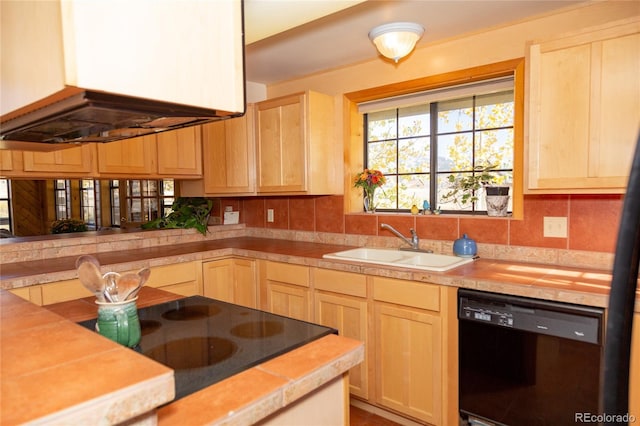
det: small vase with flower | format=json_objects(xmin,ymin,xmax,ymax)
[{"xmin": 354, "ymin": 169, "xmax": 386, "ymax": 213}]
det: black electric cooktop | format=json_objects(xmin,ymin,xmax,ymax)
[{"xmin": 79, "ymin": 296, "xmax": 337, "ymax": 400}]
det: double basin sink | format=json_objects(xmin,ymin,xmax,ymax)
[{"xmin": 322, "ymin": 247, "xmax": 475, "ymax": 272}]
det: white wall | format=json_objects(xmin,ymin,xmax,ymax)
[
  {"xmin": 266, "ymin": 1, "xmax": 638, "ymax": 99},
  {"xmin": 246, "ymin": 80, "xmax": 267, "ymax": 103}
]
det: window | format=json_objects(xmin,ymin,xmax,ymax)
[
  {"xmin": 159, "ymin": 179, "xmax": 175, "ymax": 217},
  {"xmin": 80, "ymin": 179, "xmax": 100, "ymax": 230},
  {"xmin": 110, "ymin": 180, "xmax": 120, "ymax": 227},
  {"xmin": 121, "ymin": 179, "xmax": 175, "ymax": 225},
  {"xmin": 362, "ymin": 77, "xmax": 514, "ymax": 214},
  {"xmin": 0, "ymin": 179, "xmax": 12, "ymax": 235},
  {"xmin": 54, "ymin": 179, "xmax": 71, "ymax": 220}
]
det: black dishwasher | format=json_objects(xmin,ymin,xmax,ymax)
[{"xmin": 458, "ymin": 289, "xmax": 604, "ymax": 426}]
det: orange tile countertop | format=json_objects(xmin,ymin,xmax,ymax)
[
  {"xmin": 0, "ymin": 237, "xmax": 353, "ymax": 288},
  {"xmin": 157, "ymin": 334, "xmax": 363, "ymax": 425},
  {"xmin": 2, "ymin": 286, "xmax": 364, "ymax": 425},
  {"xmin": 1, "ymin": 236, "xmax": 637, "ymax": 311},
  {"xmin": 0, "ymin": 288, "xmax": 175, "ymax": 425}
]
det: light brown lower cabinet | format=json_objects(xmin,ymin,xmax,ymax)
[
  {"xmin": 259, "ymin": 262, "xmax": 448, "ymax": 424},
  {"xmin": 144, "ymin": 261, "xmax": 202, "ymax": 296},
  {"xmin": 261, "ymin": 260, "xmax": 312, "ymax": 322},
  {"xmin": 8, "ymin": 261, "xmax": 202, "ymax": 304},
  {"xmin": 202, "ymin": 257, "xmax": 257, "ymax": 308},
  {"xmin": 373, "ymin": 276, "xmax": 442, "ymax": 425},
  {"xmin": 9, "ymin": 278, "xmax": 93, "ymax": 305},
  {"xmin": 312, "ymin": 268, "xmax": 369, "ymax": 400}
]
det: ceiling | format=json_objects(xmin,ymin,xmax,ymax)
[{"xmin": 244, "ymin": 0, "xmax": 585, "ymax": 85}]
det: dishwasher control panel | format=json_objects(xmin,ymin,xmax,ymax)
[
  {"xmin": 458, "ymin": 289, "xmax": 603, "ymax": 344},
  {"xmin": 460, "ymin": 302, "xmax": 514, "ymax": 327}
]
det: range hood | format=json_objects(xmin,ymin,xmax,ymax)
[
  {"xmin": 1, "ymin": 91, "xmax": 238, "ymax": 144},
  {"xmin": 0, "ymin": 0, "xmax": 245, "ymax": 147}
]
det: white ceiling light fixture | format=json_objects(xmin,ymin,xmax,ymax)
[{"xmin": 368, "ymin": 22, "xmax": 425, "ymax": 63}]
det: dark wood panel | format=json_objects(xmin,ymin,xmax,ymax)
[{"xmin": 12, "ymin": 180, "xmax": 48, "ymax": 236}]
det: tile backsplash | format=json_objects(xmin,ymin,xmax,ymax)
[
  {"xmin": 229, "ymin": 194, "xmax": 623, "ymax": 253},
  {"xmin": 224, "ymin": 193, "xmax": 623, "ymax": 270},
  {"xmin": 1, "ymin": 194, "xmax": 621, "ymax": 272}
]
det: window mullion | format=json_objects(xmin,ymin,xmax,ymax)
[
  {"xmin": 472, "ymin": 95, "xmax": 478, "ymax": 212},
  {"xmin": 395, "ymin": 109, "xmax": 401, "ymax": 210},
  {"xmin": 429, "ymin": 102, "xmax": 438, "ymax": 211}
]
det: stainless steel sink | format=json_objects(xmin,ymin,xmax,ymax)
[{"xmin": 322, "ymin": 248, "xmax": 474, "ymax": 272}]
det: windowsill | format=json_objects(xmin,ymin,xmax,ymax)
[{"xmin": 346, "ymin": 211, "xmax": 513, "ymax": 218}]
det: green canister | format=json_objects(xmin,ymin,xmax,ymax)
[{"xmin": 95, "ymin": 298, "xmax": 141, "ymax": 348}]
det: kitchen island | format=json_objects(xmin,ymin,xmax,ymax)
[{"xmin": 1, "ymin": 287, "xmax": 364, "ymax": 425}]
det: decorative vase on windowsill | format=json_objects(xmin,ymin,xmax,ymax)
[
  {"xmin": 354, "ymin": 169, "xmax": 386, "ymax": 213},
  {"xmin": 363, "ymin": 189, "xmax": 376, "ymax": 213}
]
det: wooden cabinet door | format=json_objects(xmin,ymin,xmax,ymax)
[
  {"xmin": 313, "ymin": 267, "xmax": 369, "ymax": 398},
  {"xmin": 145, "ymin": 261, "xmax": 202, "ymax": 296},
  {"xmin": 233, "ymin": 258, "xmax": 257, "ymax": 309},
  {"xmin": 263, "ymin": 261, "xmax": 311, "ymax": 321},
  {"xmin": 255, "ymin": 91, "xmax": 340, "ymax": 195},
  {"xmin": 9, "ymin": 286, "xmax": 43, "ymax": 306},
  {"xmin": 202, "ymin": 105, "xmax": 255, "ymax": 194},
  {"xmin": 22, "ymin": 144, "xmax": 96, "ymax": 175},
  {"xmin": 203, "ymin": 258, "xmax": 257, "ymax": 308},
  {"xmin": 156, "ymin": 127, "xmax": 203, "ymax": 177},
  {"xmin": 266, "ymin": 282, "xmax": 310, "ymax": 321},
  {"xmin": 40, "ymin": 279, "xmax": 94, "ymax": 305},
  {"xmin": 315, "ymin": 292, "xmax": 368, "ymax": 398},
  {"xmin": 374, "ymin": 303, "xmax": 442, "ymax": 424},
  {"xmin": 256, "ymin": 93, "xmax": 306, "ymax": 193},
  {"xmin": 0, "ymin": 150, "xmax": 16, "ymax": 172},
  {"xmin": 527, "ymin": 18, "xmax": 640, "ymax": 192},
  {"xmin": 97, "ymin": 134, "xmax": 157, "ymax": 175},
  {"xmin": 203, "ymin": 259, "xmax": 234, "ymax": 303}
]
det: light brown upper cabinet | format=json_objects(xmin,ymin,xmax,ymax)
[
  {"xmin": 255, "ymin": 91, "xmax": 342, "ymax": 195},
  {"xmin": 156, "ymin": 127, "xmax": 203, "ymax": 177},
  {"xmin": 22, "ymin": 144, "xmax": 97, "ymax": 177},
  {"xmin": 0, "ymin": 151, "xmax": 17, "ymax": 173},
  {"xmin": 526, "ymin": 17, "xmax": 640, "ymax": 193},
  {"xmin": 1, "ymin": 145, "xmax": 98, "ymax": 178},
  {"xmin": 180, "ymin": 105, "xmax": 256, "ymax": 196},
  {"xmin": 97, "ymin": 134, "xmax": 157, "ymax": 176},
  {"xmin": 98, "ymin": 127, "xmax": 203, "ymax": 178}
]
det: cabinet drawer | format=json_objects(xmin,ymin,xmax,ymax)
[
  {"xmin": 372, "ymin": 277, "xmax": 440, "ymax": 312},
  {"xmin": 9, "ymin": 286, "xmax": 43, "ymax": 305},
  {"xmin": 41, "ymin": 279, "xmax": 93, "ymax": 305},
  {"xmin": 313, "ymin": 268, "xmax": 367, "ymax": 298},
  {"xmin": 158, "ymin": 281, "xmax": 201, "ymax": 297},
  {"xmin": 147, "ymin": 262, "xmax": 198, "ymax": 287},
  {"xmin": 265, "ymin": 261, "xmax": 309, "ymax": 287}
]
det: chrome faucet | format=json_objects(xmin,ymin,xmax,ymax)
[{"xmin": 380, "ymin": 223, "xmax": 422, "ymax": 251}]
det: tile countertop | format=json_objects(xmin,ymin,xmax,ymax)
[
  {"xmin": 1, "ymin": 236, "xmax": 638, "ymax": 311},
  {"xmin": 0, "ymin": 288, "xmax": 176, "ymax": 425},
  {"xmin": 3, "ymin": 287, "xmax": 365, "ymax": 425}
]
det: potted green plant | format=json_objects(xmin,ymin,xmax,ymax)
[
  {"xmin": 141, "ymin": 197, "xmax": 213, "ymax": 235},
  {"xmin": 50, "ymin": 218, "xmax": 88, "ymax": 234},
  {"xmin": 441, "ymin": 164, "xmax": 510, "ymax": 216}
]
